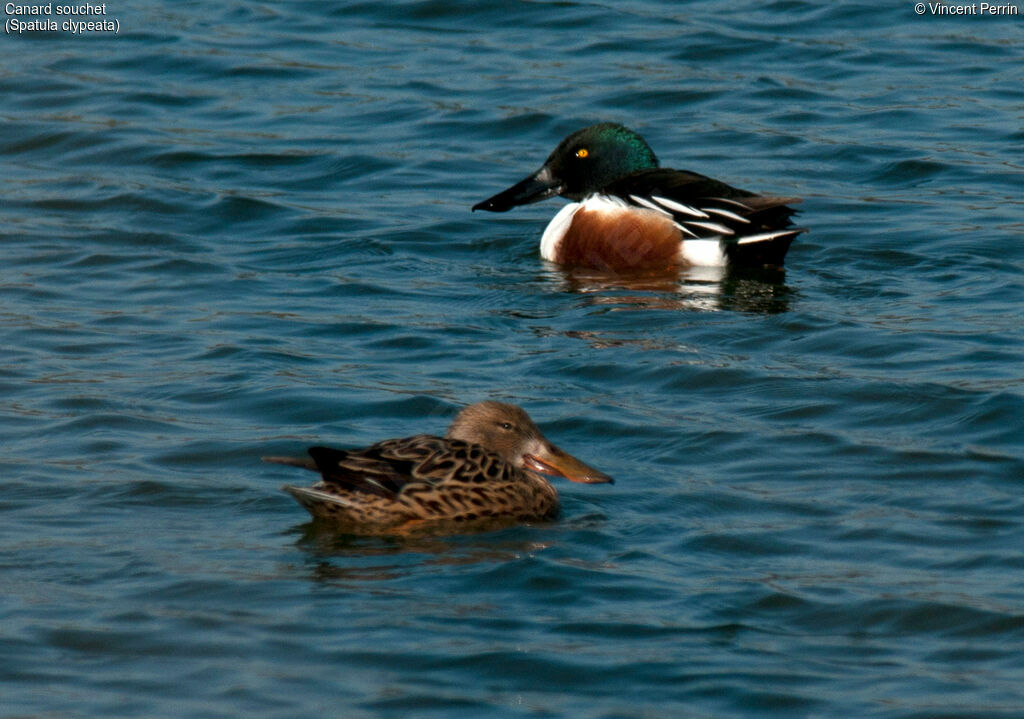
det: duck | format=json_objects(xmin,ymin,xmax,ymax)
[
  {"xmin": 473, "ymin": 122, "xmax": 805, "ymax": 271},
  {"xmin": 264, "ymin": 401, "xmax": 612, "ymax": 534}
]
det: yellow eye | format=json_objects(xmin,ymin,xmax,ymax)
[{"xmin": 575, "ymin": 148, "xmax": 589, "ymax": 158}]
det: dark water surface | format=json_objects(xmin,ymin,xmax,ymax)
[{"xmin": 3, "ymin": 1, "xmax": 1023, "ymax": 716}]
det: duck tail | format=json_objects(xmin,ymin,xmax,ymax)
[
  {"xmin": 724, "ymin": 227, "xmax": 806, "ymax": 268},
  {"xmin": 281, "ymin": 484, "xmax": 357, "ymax": 516},
  {"xmin": 262, "ymin": 455, "xmax": 318, "ymax": 471}
]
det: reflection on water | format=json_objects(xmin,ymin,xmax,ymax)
[
  {"xmin": 718, "ymin": 268, "xmax": 793, "ymax": 315},
  {"xmin": 542, "ymin": 262, "xmax": 792, "ymax": 314},
  {"xmin": 291, "ymin": 522, "xmax": 555, "ymax": 583}
]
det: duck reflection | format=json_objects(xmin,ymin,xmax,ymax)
[
  {"xmin": 542, "ymin": 263, "xmax": 792, "ymax": 314},
  {"xmin": 286, "ymin": 522, "xmax": 556, "ymax": 583}
]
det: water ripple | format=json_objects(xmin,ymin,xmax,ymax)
[{"xmin": 2, "ymin": 0, "xmax": 1024, "ymax": 717}]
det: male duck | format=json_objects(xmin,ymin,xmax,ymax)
[
  {"xmin": 473, "ymin": 123, "xmax": 805, "ymax": 271},
  {"xmin": 264, "ymin": 401, "xmax": 612, "ymax": 534}
]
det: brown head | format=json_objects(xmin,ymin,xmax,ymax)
[{"xmin": 446, "ymin": 401, "xmax": 613, "ymax": 484}]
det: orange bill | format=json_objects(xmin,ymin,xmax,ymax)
[{"xmin": 523, "ymin": 441, "xmax": 614, "ymax": 484}]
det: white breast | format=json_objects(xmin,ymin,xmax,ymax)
[{"xmin": 540, "ymin": 202, "xmax": 582, "ymax": 261}]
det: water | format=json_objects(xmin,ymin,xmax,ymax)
[{"xmin": 2, "ymin": 1, "xmax": 1023, "ymax": 716}]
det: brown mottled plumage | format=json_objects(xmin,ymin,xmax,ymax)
[{"xmin": 263, "ymin": 401, "xmax": 612, "ymax": 534}]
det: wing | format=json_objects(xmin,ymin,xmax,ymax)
[
  {"xmin": 604, "ymin": 168, "xmax": 802, "ymax": 240},
  {"xmin": 306, "ymin": 435, "xmax": 515, "ymax": 499}
]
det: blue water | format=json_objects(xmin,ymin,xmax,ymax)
[{"xmin": 3, "ymin": 1, "xmax": 1023, "ymax": 716}]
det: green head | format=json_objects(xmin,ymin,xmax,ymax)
[
  {"xmin": 473, "ymin": 123, "xmax": 659, "ymax": 211},
  {"xmin": 544, "ymin": 123, "xmax": 659, "ymax": 200}
]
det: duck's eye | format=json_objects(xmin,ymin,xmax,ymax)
[
  {"xmin": 499, "ymin": 422, "xmax": 514, "ymax": 431},
  {"xmin": 575, "ymin": 147, "xmax": 589, "ymax": 159}
]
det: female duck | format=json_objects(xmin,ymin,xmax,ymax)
[{"xmin": 265, "ymin": 401, "xmax": 612, "ymax": 534}]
